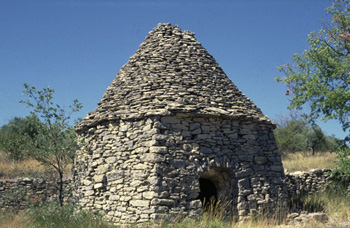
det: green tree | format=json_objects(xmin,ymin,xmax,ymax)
[
  {"xmin": 21, "ymin": 83, "xmax": 82, "ymax": 206},
  {"xmin": 274, "ymin": 112, "xmax": 337, "ymax": 155},
  {"xmin": 274, "ymin": 117, "xmax": 308, "ymax": 154},
  {"xmin": 276, "ymin": 0, "xmax": 350, "ymax": 138},
  {"xmin": 0, "ymin": 115, "xmax": 41, "ymax": 161},
  {"xmin": 305, "ymin": 124, "xmax": 327, "ymax": 155}
]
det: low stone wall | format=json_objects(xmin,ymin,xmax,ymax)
[
  {"xmin": 284, "ymin": 169, "xmax": 333, "ymax": 197},
  {"xmin": 0, "ymin": 169, "xmax": 348, "ymax": 213},
  {"xmin": 0, "ymin": 178, "xmax": 72, "ymax": 211}
]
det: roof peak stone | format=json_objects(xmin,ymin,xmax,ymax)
[{"xmin": 76, "ymin": 23, "xmax": 273, "ymax": 131}]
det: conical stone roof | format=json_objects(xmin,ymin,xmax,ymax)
[{"xmin": 76, "ymin": 23, "xmax": 273, "ymax": 131}]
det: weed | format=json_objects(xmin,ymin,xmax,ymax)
[{"xmin": 25, "ymin": 202, "xmax": 112, "ymax": 228}]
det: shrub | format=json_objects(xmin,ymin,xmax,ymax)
[
  {"xmin": 333, "ymin": 146, "xmax": 350, "ymax": 184},
  {"xmin": 25, "ymin": 202, "xmax": 112, "ymax": 228}
]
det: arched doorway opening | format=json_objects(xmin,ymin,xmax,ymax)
[
  {"xmin": 198, "ymin": 178, "xmax": 217, "ymax": 208},
  {"xmin": 197, "ymin": 167, "xmax": 232, "ymax": 209}
]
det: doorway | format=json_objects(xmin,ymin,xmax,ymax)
[{"xmin": 197, "ymin": 178, "xmax": 218, "ymax": 207}]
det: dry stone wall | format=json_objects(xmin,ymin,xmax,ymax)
[
  {"xmin": 0, "ymin": 178, "xmax": 72, "ymax": 211},
  {"xmin": 73, "ymin": 115, "xmax": 287, "ymax": 225},
  {"xmin": 285, "ymin": 169, "xmax": 350, "ymax": 197},
  {"xmin": 73, "ymin": 117, "xmax": 161, "ymax": 224},
  {"xmin": 2, "ymin": 169, "xmax": 348, "ymax": 214}
]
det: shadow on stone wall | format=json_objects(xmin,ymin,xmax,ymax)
[{"xmin": 0, "ymin": 178, "xmax": 72, "ymax": 211}]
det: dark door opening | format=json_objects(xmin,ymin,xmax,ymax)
[{"xmin": 197, "ymin": 178, "xmax": 217, "ymax": 208}]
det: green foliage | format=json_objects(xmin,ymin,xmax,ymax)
[
  {"xmin": 20, "ymin": 83, "xmax": 82, "ymax": 206},
  {"xmin": 333, "ymin": 146, "xmax": 350, "ymax": 182},
  {"xmin": 274, "ymin": 112, "xmax": 337, "ymax": 154},
  {"xmin": 305, "ymin": 125, "xmax": 328, "ymax": 155},
  {"xmin": 25, "ymin": 202, "xmax": 111, "ymax": 228},
  {"xmin": 274, "ymin": 118, "xmax": 308, "ymax": 154},
  {"xmin": 276, "ymin": 0, "xmax": 350, "ymax": 137},
  {"xmin": 0, "ymin": 115, "xmax": 41, "ymax": 161}
]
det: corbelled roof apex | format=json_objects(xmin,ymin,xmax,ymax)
[
  {"xmin": 153, "ymin": 23, "xmax": 194, "ymax": 35},
  {"xmin": 76, "ymin": 23, "xmax": 272, "ymax": 131}
]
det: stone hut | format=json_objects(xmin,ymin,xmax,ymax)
[{"xmin": 73, "ymin": 23, "xmax": 287, "ymax": 225}]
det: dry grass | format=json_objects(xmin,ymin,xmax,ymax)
[
  {"xmin": 0, "ymin": 211, "xmax": 26, "ymax": 228},
  {"xmin": 0, "ymin": 191, "xmax": 349, "ymax": 228},
  {"xmin": 0, "ymin": 153, "xmax": 72, "ymax": 180},
  {"xmin": 282, "ymin": 152, "xmax": 337, "ymax": 172}
]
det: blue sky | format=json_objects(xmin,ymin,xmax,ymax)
[{"xmin": 1, "ymin": 0, "xmax": 347, "ymax": 139}]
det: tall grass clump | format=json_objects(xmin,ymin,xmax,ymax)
[
  {"xmin": 322, "ymin": 184, "xmax": 350, "ymax": 222},
  {"xmin": 25, "ymin": 202, "xmax": 112, "ymax": 228},
  {"xmin": 148, "ymin": 199, "xmax": 288, "ymax": 228},
  {"xmin": 150, "ymin": 200, "xmax": 237, "ymax": 228},
  {"xmin": 288, "ymin": 193, "xmax": 325, "ymax": 213},
  {"xmin": 0, "ymin": 210, "xmax": 25, "ymax": 228}
]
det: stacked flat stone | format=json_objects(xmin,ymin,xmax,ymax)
[
  {"xmin": 73, "ymin": 23, "xmax": 287, "ymax": 225},
  {"xmin": 76, "ymin": 23, "xmax": 272, "ymax": 132},
  {"xmin": 285, "ymin": 169, "xmax": 333, "ymax": 196},
  {"xmin": 0, "ymin": 178, "xmax": 72, "ymax": 211}
]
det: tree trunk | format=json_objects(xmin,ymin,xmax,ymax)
[
  {"xmin": 310, "ymin": 146, "xmax": 315, "ymax": 156},
  {"xmin": 58, "ymin": 170, "xmax": 64, "ymax": 207}
]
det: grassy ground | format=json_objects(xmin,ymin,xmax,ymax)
[
  {"xmin": 282, "ymin": 152, "xmax": 337, "ymax": 172},
  {"xmin": 0, "ymin": 153, "xmax": 72, "ymax": 180},
  {"xmin": 0, "ymin": 151, "xmax": 347, "ymax": 227},
  {"xmin": 1, "ymin": 189, "xmax": 349, "ymax": 228}
]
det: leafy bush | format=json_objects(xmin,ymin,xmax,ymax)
[
  {"xmin": 333, "ymin": 146, "xmax": 350, "ymax": 184},
  {"xmin": 25, "ymin": 202, "xmax": 112, "ymax": 228},
  {"xmin": 0, "ymin": 115, "xmax": 41, "ymax": 161}
]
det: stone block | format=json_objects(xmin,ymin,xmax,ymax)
[
  {"xmin": 201, "ymin": 147, "xmax": 212, "ymax": 154},
  {"xmin": 142, "ymin": 154, "xmax": 165, "ymax": 162},
  {"xmin": 119, "ymin": 125, "xmax": 128, "ymax": 132},
  {"xmin": 85, "ymin": 190, "xmax": 94, "ymax": 196},
  {"xmin": 238, "ymin": 178, "xmax": 251, "ymax": 189},
  {"xmin": 130, "ymin": 200, "xmax": 150, "ymax": 207},
  {"xmin": 236, "ymin": 169, "xmax": 253, "ymax": 178},
  {"xmin": 149, "ymin": 146, "xmax": 167, "ymax": 154},
  {"xmin": 110, "ymin": 195, "xmax": 120, "ymax": 201},
  {"xmin": 201, "ymin": 125, "xmax": 211, "ymax": 132},
  {"xmin": 107, "ymin": 170, "xmax": 124, "ymax": 181},
  {"xmin": 270, "ymin": 166, "xmax": 284, "ymax": 172},
  {"xmin": 143, "ymin": 191, "xmax": 158, "ymax": 199},
  {"xmin": 96, "ymin": 164, "xmax": 110, "ymax": 174},
  {"xmin": 94, "ymin": 183, "xmax": 103, "ymax": 189},
  {"xmin": 161, "ymin": 116, "xmax": 180, "ymax": 124},
  {"xmin": 134, "ymin": 164, "xmax": 148, "ymax": 170},
  {"xmin": 93, "ymin": 175, "xmax": 105, "ymax": 183},
  {"xmin": 254, "ymin": 156, "xmax": 267, "ymax": 164},
  {"xmin": 196, "ymin": 134, "xmax": 211, "ymax": 140},
  {"xmin": 151, "ymin": 198, "xmax": 175, "ymax": 206},
  {"xmin": 185, "ymin": 200, "xmax": 201, "ymax": 209},
  {"xmin": 83, "ymin": 180, "xmax": 92, "ymax": 186},
  {"xmin": 191, "ymin": 128, "xmax": 201, "ymax": 134},
  {"xmin": 189, "ymin": 123, "xmax": 201, "ymax": 130},
  {"xmin": 172, "ymin": 123, "xmax": 188, "ymax": 131},
  {"xmin": 239, "ymin": 155, "xmax": 253, "ymax": 162},
  {"xmin": 239, "ymin": 129, "xmax": 251, "ymax": 135}
]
